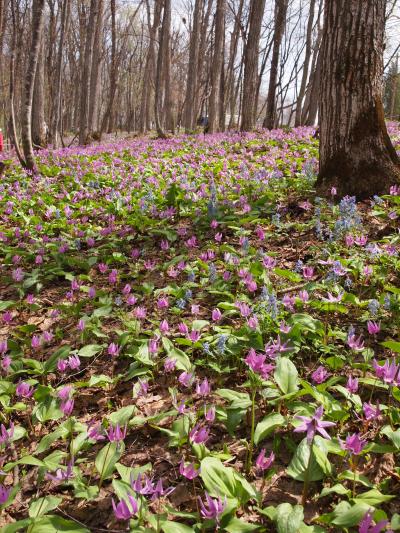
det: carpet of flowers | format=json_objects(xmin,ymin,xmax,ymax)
[{"xmin": 0, "ymin": 124, "xmax": 400, "ymax": 532}]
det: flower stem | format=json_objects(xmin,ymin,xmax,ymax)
[
  {"xmin": 301, "ymin": 437, "xmax": 314, "ymax": 506},
  {"xmin": 246, "ymin": 388, "xmax": 257, "ymax": 474}
]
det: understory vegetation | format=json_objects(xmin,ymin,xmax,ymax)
[{"xmin": 0, "ymin": 124, "xmax": 400, "ymax": 532}]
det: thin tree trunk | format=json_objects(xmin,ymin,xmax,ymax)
[
  {"xmin": 89, "ymin": 0, "xmax": 104, "ymax": 135},
  {"xmin": 79, "ymin": 0, "xmax": 98, "ymax": 144},
  {"xmin": 21, "ymin": 0, "xmax": 45, "ymax": 171},
  {"xmin": 183, "ymin": 0, "xmax": 202, "ymax": 132},
  {"xmin": 163, "ymin": 0, "xmax": 174, "ymax": 132},
  {"xmin": 9, "ymin": 0, "xmax": 24, "ymax": 165},
  {"xmin": 154, "ymin": 0, "xmax": 166, "ymax": 138},
  {"xmin": 240, "ymin": 0, "xmax": 266, "ymax": 131},
  {"xmin": 317, "ymin": 0, "xmax": 400, "ymax": 199},
  {"xmin": 139, "ymin": 0, "xmax": 161, "ymax": 133},
  {"xmin": 51, "ymin": 0, "xmax": 69, "ymax": 148},
  {"xmin": 208, "ymin": 0, "xmax": 225, "ymax": 133},
  {"xmin": 32, "ymin": 34, "xmax": 46, "ymax": 147},
  {"xmin": 263, "ymin": 0, "xmax": 288, "ymax": 129},
  {"xmin": 295, "ymin": 0, "xmax": 315, "ymax": 126}
]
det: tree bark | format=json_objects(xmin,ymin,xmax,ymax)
[
  {"xmin": 154, "ymin": 0, "xmax": 166, "ymax": 138},
  {"xmin": 208, "ymin": 0, "xmax": 225, "ymax": 133},
  {"xmin": 89, "ymin": 0, "xmax": 104, "ymax": 135},
  {"xmin": 139, "ymin": 0, "xmax": 162, "ymax": 133},
  {"xmin": 32, "ymin": 34, "xmax": 47, "ymax": 147},
  {"xmin": 21, "ymin": 0, "xmax": 45, "ymax": 171},
  {"xmin": 79, "ymin": 0, "xmax": 98, "ymax": 144},
  {"xmin": 317, "ymin": 0, "xmax": 400, "ymax": 199},
  {"xmin": 162, "ymin": 0, "xmax": 174, "ymax": 132},
  {"xmin": 183, "ymin": 0, "xmax": 202, "ymax": 132},
  {"xmin": 295, "ymin": 0, "xmax": 315, "ymax": 126},
  {"xmin": 51, "ymin": 0, "xmax": 69, "ymax": 148},
  {"xmin": 263, "ymin": 0, "xmax": 288, "ymax": 129},
  {"xmin": 240, "ymin": 0, "xmax": 266, "ymax": 131}
]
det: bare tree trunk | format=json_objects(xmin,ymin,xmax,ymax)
[
  {"xmin": 9, "ymin": 0, "xmax": 24, "ymax": 165},
  {"xmin": 89, "ymin": 0, "xmax": 104, "ymax": 135},
  {"xmin": 79, "ymin": 0, "xmax": 98, "ymax": 144},
  {"xmin": 139, "ymin": 0, "xmax": 161, "ymax": 133},
  {"xmin": 32, "ymin": 34, "xmax": 47, "ymax": 147},
  {"xmin": 317, "ymin": 0, "xmax": 400, "ymax": 199},
  {"xmin": 194, "ymin": 0, "xmax": 213, "ymax": 121},
  {"xmin": 183, "ymin": 0, "xmax": 202, "ymax": 132},
  {"xmin": 225, "ymin": 0, "xmax": 244, "ymax": 129},
  {"xmin": 163, "ymin": 0, "xmax": 174, "ymax": 132},
  {"xmin": 21, "ymin": 0, "xmax": 45, "ymax": 171},
  {"xmin": 51, "ymin": 0, "xmax": 69, "ymax": 148},
  {"xmin": 240, "ymin": 0, "xmax": 266, "ymax": 131},
  {"xmin": 154, "ymin": 0, "xmax": 166, "ymax": 138},
  {"xmin": 263, "ymin": 0, "xmax": 288, "ymax": 129},
  {"xmin": 208, "ymin": 0, "xmax": 225, "ymax": 133},
  {"xmin": 295, "ymin": 0, "xmax": 315, "ymax": 126}
]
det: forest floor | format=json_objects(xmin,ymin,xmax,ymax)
[{"xmin": 0, "ymin": 124, "xmax": 400, "ymax": 532}]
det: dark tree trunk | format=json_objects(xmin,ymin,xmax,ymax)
[
  {"xmin": 32, "ymin": 34, "xmax": 46, "ymax": 147},
  {"xmin": 89, "ymin": 0, "xmax": 104, "ymax": 135},
  {"xmin": 263, "ymin": 0, "xmax": 288, "ymax": 129},
  {"xmin": 183, "ymin": 0, "xmax": 202, "ymax": 132},
  {"xmin": 21, "ymin": 0, "xmax": 45, "ymax": 171},
  {"xmin": 294, "ymin": 0, "xmax": 315, "ymax": 126},
  {"xmin": 208, "ymin": 0, "xmax": 225, "ymax": 133},
  {"xmin": 241, "ymin": 0, "xmax": 266, "ymax": 131},
  {"xmin": 50, "ymin": 0, "xmax": 69, "ymax": 147},
  {"xmin": 154, "ymin": 0, "xmax": 167, "ymax": 138},
  {"xmin": 317, "ymin": 0, "xmax": 400, "ymax": 199},
  {"xmin": 79, "ymin": 0, "xmax": 98, "ymax": 145}
]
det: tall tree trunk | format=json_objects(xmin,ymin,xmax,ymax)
[
  {"xmin": 21, "ymin": 0, "xmax": 45, "ymax": 171},
  {"xmin": 317, "ymin": 0, "xmax": 400, "ymax": 199},
  {"xmin": 294, "ymin": 0, "xmax": 315, "ymax": 126},
  {"xmin": 240, "ymin": 0, "xmax": 266, "ymax": 131},
  {"xmin": 100, "ymin": 0, "xmax": 117, "ymax": 135},
  {"xmin": 194, "ymin": 0, "xmax": 213, "ymax": 122},
  {"xmin": 88, "ymin": 0, "xmax": 104, "ymax": 135},
  {"xmin": 208, "ymin": 0, "xmax": 225, "ymax": 133},
  {"xmin": 225, "ymin": 0, "xmax": 243, "ymax": 129},
  {"xmin": 139, "ymin": 0, "xmax": 161, "ymax": 133},
  {"xmin": 183, "ymin": 0, "xmax": 202, "ymax": 132},
  {"xmin": 32, "ymin": 34, "xmax": 46, "ymax": 147},
  {"xmin": 263, "ymin": 0, "xmax": 288, "ymax": 129},
  {"xmin": 163, "ymin": 0, "xmax": 174, "ymax": 132},
  {"xmin": 9, "ymin": 0, "xmax": 24, "ymax": 165},
  {"xmin": 301, "ymin": 24, "xmax": 322, "ymax": 126},
  {"xmin": 79, "ymin": 0, "xmax": 98, "ymax": 144},
  {"xmin": 51, "ymin": 0, "xmax": 69, "ymax": 148},
  {"xmin": 154, "ymin": 0, "xmax": 166, "ymax": 138}
]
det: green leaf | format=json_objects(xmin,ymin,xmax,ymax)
[
  {"xmin": 216, "ymin": 389, "xmax": 252, "ymax": 409},
  {"xmin": 200, "ymin": 457, "xmax": 257, "ymax": 504},
  {"xmin": 287, "ymin": 438, "xmax": 326, "ymax": 482},
  {"xmin": 29, "ymin": 496, "xmax": 62, "ymax": 518},
  {"xmin": 381, "ymin": 340, "xmax": 400, "ymax": 353},
  {"xmin": 254, "ymin": 413, "xmax": 285, "ymax": 445},
  {"xmin": 352, "ymin": 489, "xmax": 395, "ymax": 506},
  {"xmin": 273, "ymin": 268, "xmax": 302, "ymax": 282},
  {"xmin": 36, "ymin": 426, "xmax": 69, "ymax": 454},
  {"xmin": 319, "ymin": 484, "xmax": 350, "ymax": 498},
  {"xmin": 276, "ymin": 503, "xmax": 304, "ymax": 533},
  {"xmin": 77, "ymin": 344, "xmax": 103, "ymax": 358},
  {"xmin": 28, "ymin": 515, "xmax": 90, "ymax": 532},
  {"xmin": 224, "ymin": 517, "xmax": 261, "ymax": 532},
  {"xmin": 274, "ymin": 357, "xmax": 299, "ymax": 394},
  {"xmin": 108, "ymin": 405, "xmax": 135, "ymax": 426},
  {"xmin": 162, "ymin": 522, "xmax": 194, "ymax": 533},
  {"xmin": 95, "ymin": 442, "xmax": 124, "ymax": 483},
  {"xmin": 331, "ymin": 502, "xmax": 371, "ymax": 527}
]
